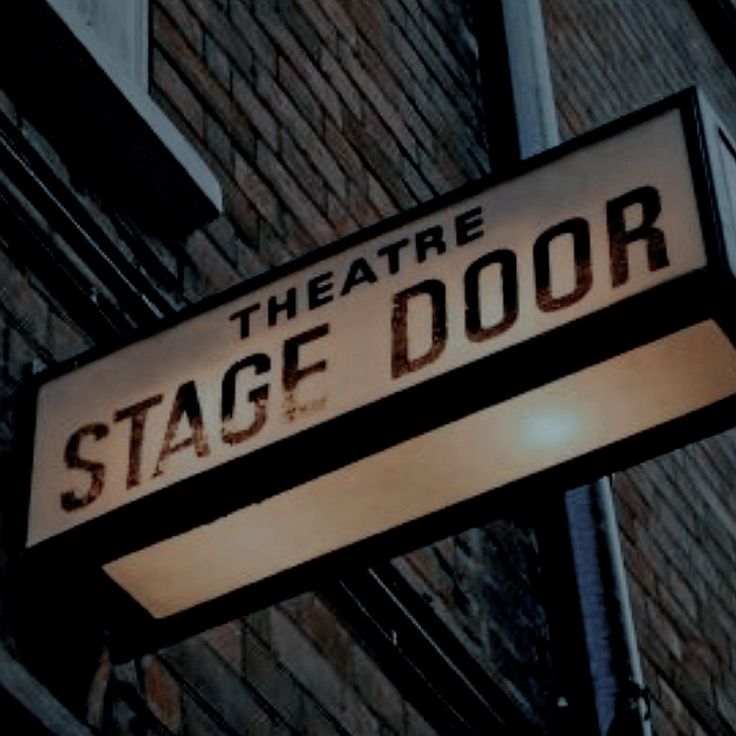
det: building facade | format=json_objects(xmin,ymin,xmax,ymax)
[{"xmin": 0, "ymin": 1, "xmax": 735, "ymax": 734}]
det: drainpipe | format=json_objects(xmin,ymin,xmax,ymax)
[
  {"xmin": 566, "ymin": 479, "xmax": 651, "ymax": 735},
  {"xmin": 498, "ymin": 0, "xmax": 560, "ymax": 156},
  {"xmin": 491, "ymin": 2, "xmax": 652, "ymax": 734}
]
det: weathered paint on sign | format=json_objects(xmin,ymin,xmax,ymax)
[
  {"xmin": 105, "ymin": 321, "xmax": 736, "ymax": 618},
  {"xmin": 26, "ymin": 94, "xmax": 736, "ymax": 624},
  {"xmin": 28, "ymin": 109, "xmax": 705, "ymax": 547}
]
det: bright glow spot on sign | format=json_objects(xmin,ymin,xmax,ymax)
[{"xmin": 519, "ymin": 406, "xmax": 582, "ymax": 449}]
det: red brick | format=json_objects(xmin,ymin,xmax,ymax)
[
  {"xmin": 152, "ymin": 49, "xmax": 204, "ymax": 140},
  {"xmin": 230, "ymin": 0, "xmax": 278, "ymax": 76},
  {"xmin": 278, "ymin": 0, "xmax": 323, "ymax": 63},
  {"xmin": 344, "ymin": 180, "xmax": 381, "ymax": 227},
  {"xmin": 154, "ymin": 7, "xmax": 256, "ymax": 161},
  {"xmin": 258, "ymin": 213, "xmax": 303, "ymax": 265},
  {"xmin": 183, "ymin": 230, "xmax": 240, "ymax": 299},
  {"xmin": 339, "ymin": 41, "xmax": 415, "ymax": 149},
  {"xmin": 203, "ymin": 621, "xmax": 244, "ymax": 672},
  {"xmin": 270, "ymin": 607, "xmax": 347, "ymax": 713},
  {"xmin": 235, "ymin": 236, "xmax": 270, "ymax": 277},
  {"xmin": 279, "ymin": 129, "xmax": 328, "ymax": 210},
  {"xmin": 178, "ymin": 0, "xmax": 255, "ymax": 81},
  {"xmin": 256, "ymin": 68, "xmax": 346, "ymax": 198},
  {"xmin": 232, "ymin": 71, "xmax": 279, "ymax": 151},
  {"xmin": 277, "ymin": 57, "xmax": 323, "ymax": 130},
  {"xmin": 144, "ymin": 656, "xmax": 182, "ymax": 734},
  {"xmin": 255, "ymin": 140, "xmax": 334, "ymax": 244},
  {"xmin": 155, "ymin": 0, "xmax": 204, "ymax": 52},
  {"xmin": 233, "ymin": 152, "xmax": 282, "ymax": 230},
  {"xmin": 204, "ymin": 32, "xmax": 231, "ymax": 89},
  {"xmin": 342, "ymin": 108, "xmax": 414, "ymax": 209},
  {"xmin": 295, "ymin": 0, "xmax": 338, "ymax": 53},
  {"xmin": 326, "ymin": 191, "xmax": 358, "ymax": 236},
  {"xmin": 301, "ymin": 697, "xmax": 342, "ymax": 736},
  {"xmin": 204, "ymin": 112, "xmax": 232, "ymax": 170},
  {"xmin": 257, "ymin": 3, "xmax": 343, "ymax": 124},
  {"xmin": 221, "ymin": 176, "xmax": 261, "ymax": 246},
  {"xmin": 367, "ymin": 172, "xmax": 397, "ymax": 217},
  {"xmin": 243, "ymin": 625, "xmax": 303, "ymax": 726},
  {"xmin": 306, "ymin": 0, "xmax": 356, "ymax": 48},
  {"xmin": 205, "ymin": 216, "xmax": 238, "ymax": 262},
  {"xmin": 320, "ymin": 46, "xmax": 362, "ymax": 117}
]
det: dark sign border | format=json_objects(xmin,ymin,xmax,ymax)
[{"xmin": 15, "ymin": 88, "xmax": 736, "ymax": 657}]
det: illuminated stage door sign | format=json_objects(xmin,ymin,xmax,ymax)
[{"xmin": 23, "ymin": 90, "xmax": 736, "ymax": 641}]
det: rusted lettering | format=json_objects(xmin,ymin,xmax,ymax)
[
  {"xmin": 608, "ymin": 186, "xmax": 668, "ymax": 287},
  {"xmin": 391, "ymin": 279, "xmax": 447, "ymax": 379},
  {"xmin": 465, "ymin": 250, "xmax": 518, "ymax": 341},
  {"xmin": 221, "ymin": 354, "xmax": 271, "ymax": 444},
  {"xmin": 535, "ymin": 217, "xmax": 593, "ymax": 311},
  {"xmin": 283, "ymin": 324, "xmax": 330, "ymax": 421},
  {"xmin": 60, "ymin": 423, "xmax": 109, "ymax": 511},
  {"xmin": 114, "ymin": 394, "xmax": 164, "ymax": 489},
  {"xmin": 153, "ymin": 381, "xmax": 211, "ymax": 477}
]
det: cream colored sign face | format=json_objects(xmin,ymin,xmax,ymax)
[
  {"xmin": 105, "ymin": 321, "xmax": 736, "ymax": 617},
  {"xmin": 29, "ymin": 110, "xmax": 706, "ymax": 547}
]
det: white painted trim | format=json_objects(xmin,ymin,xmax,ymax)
[
  {"xmin": 47, "ymin": 0, "xmax": 148, "ymax": 90},
  {"xmin": 112, "ymin": 70, "xmax": 224, "ymax": 214},
  {"xmin": 133, "ymin": 0, "xmax": 149, "ymax": 89},
  {"xmin": 45, "ymin": 0, "xmax": 222, "ymax": 215}
]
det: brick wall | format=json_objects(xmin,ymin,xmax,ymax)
[
  {"xmin": 543, "ymin": 1, "xmax": 736, "ymax": 733},
  {"xmin": 141, "ymin": 0, "xmax": 554, "ymax": 730},
  {"xmin": 150, "ymin": 0, "xmax": 488, "ymax": 288},
  {"xmin": 12, "ymin": 0, "xmax": 736, "ymax": 732},
  {"xmin": 0, "ymin": 0, "xmax": 559, "ymax": 733},
  {"xmin": 11, "ymin": 0, "xmax": 736, "ymax": 732},
  {"xmin": 543, "ymin": 0, "xmax": 736, "ymax": 138}
]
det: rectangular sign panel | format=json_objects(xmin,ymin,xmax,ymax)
[
  {"xmin": 28, "ymin": 108, "xmax": 705, "ymax": 543},
  {"xmin": 106, "ymin": 322, "xmax": 736, "ymax": 619},
  {"xmin": 23, "ymin": 91, "xmax": 736, "ymax": 636}
]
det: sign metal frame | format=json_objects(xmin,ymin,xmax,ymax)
[{"xmin": 16, "ymin": 88, "xmax": 736, "ymax": 655}]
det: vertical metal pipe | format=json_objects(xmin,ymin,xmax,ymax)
[
  {"xmin": 499, "ymin": 0, "xmax": 560, "ymax": 155},
  {"xmin": 566, "ymin": 480, "xmax": 651, "ymax": 735},
  {"xmin": 495, "ymin": 2, "xmax": 651, "ymax": 734}
]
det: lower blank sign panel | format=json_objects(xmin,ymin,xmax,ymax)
[{"xmin": 104, "ymin": 320, "xmax": 736, "ymax": 619}]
